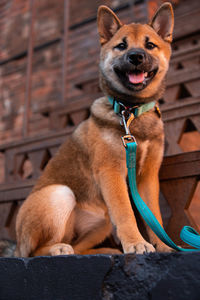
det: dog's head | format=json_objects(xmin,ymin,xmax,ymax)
[{"xmin": 97, "ymin": 3, "xmax": 174, "ymax": 104}]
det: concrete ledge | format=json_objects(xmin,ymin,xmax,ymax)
[{"xmin": 0, "ymin": 252, "xmax": 200, "ymax": 300}]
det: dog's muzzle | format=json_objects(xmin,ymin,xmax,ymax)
[{"xmin": 113, "ymin": 48, "xmax": 158, "ymax": 91}]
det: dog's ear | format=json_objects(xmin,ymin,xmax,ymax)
[
  {"xmin": 150, "ymin": 2, "xmax": 174, "ymax": 43},
  {"xmin": 97, "ymin": 6, "xmax": 122, "ymax": 45}
]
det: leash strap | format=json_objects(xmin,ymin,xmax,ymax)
[{"xmin": 125, "ymin": 141, "xmax": 200, "ymax": 252}]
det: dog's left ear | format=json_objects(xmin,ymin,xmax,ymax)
[
  {"xmin": 150, "ymin": 2, "xmax": 174, "ymax": 43},
  {"xmin": 97, "ymin": 6, "xmax": 122, "ymax": 45}
]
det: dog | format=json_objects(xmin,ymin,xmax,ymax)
[{"xmin": 16, "ymin": 2, "xmax": 174, "ymax": 257}]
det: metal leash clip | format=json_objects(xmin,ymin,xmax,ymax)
[
  {"xmin": 121, "ymin": 110, "xmax": 137, "ymax": 148},
  {"xmin": 121, "ymin": 135, "xmax": 137, "ymax": 148}
]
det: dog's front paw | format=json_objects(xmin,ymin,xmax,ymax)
[
  {"xmin": 49, "ymin": 243, "xmax": 74, "ymax": 256},
  {"xmin": 123, "ymin": 241, "xmax": 155, "ymax": 254},
  {"xmin": 155, "ymin": 243, "xmax": 174, "ymax": 253}
]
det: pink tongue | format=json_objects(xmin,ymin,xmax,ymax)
[{"xmin": 128, "ymin": 72, "xmax": 144, "ymax": 84}]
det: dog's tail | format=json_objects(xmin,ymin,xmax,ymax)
[{"xmin": 0, "ymin": 239, "xmax": 16, "ymax": 257}]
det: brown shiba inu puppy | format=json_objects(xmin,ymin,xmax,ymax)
[{"xmin": 16, "ymin": 3, "xmax": 174, "ymax": 257}]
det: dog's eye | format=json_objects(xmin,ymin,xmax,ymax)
[
  {"xmin": 114, "ymin": 42, "xmax": 127, "ymax": 51},
  {"xmin": 146, "ymin": 42, "xmax": 157, "ymax": 50}
]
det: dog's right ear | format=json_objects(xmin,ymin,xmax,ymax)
[{"xmin": 97, "ymin": 6, "xmax": 122, "ymax": 45}]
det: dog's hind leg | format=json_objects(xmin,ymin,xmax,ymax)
[
  {"xmin": 72, "ymin": 208, "xmax": 113, "ymax": 254},
  {"xmin": 16, "ymin": 184, "xmax": 76, "ymax": 257}
]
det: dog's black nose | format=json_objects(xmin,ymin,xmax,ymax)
[{"xmin": 127, "ymin": 50, "xmax": 145, "ymax": 66}]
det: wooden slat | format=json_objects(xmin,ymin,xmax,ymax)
[
  {"xmin": 166, "ymin": 68, "xmax": 200, "ymax": 87},
  {"xmin": 0, "ymin": 180, "xmax": 35, "ymax": 203},
  {"xmin": 162, "ymin": 97, "xmax": 200, "ymax": 122},
  {"xmin": 160, "ymin": 151, "xmax": 200, "ymax": 180}
]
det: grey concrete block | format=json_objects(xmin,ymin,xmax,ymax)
[
  {"xmin": 0, "ymin": 252, "xmax": 200, "ymax": 300},
  {"xmin": 0, "ymin": 255, "xmax": 112, "ymax": 300},
  {"xmin": 103, "ymin": 252, "xmax": 200, "ymax": 300}
]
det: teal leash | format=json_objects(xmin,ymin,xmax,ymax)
[
  {"xmin": 117, "ymin": 104, "xmax": 200, "ymax": 252},
  {"xmin": 125, "ymin": 141, "xmax": 200, "ymax": 252}
]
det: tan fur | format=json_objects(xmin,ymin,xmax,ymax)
[{"xmin": 16, "ymin": 3, "xmax": 174, "ymax": 257}]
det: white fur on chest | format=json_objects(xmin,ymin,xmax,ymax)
[{"xmin": 101, "ymin": 129, "xmax": 124, "ymax": 153}]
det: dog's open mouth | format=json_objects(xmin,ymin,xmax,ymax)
[
  {"xmin": 127, "ymin": 70, "xmax": 157, "ymax": 85},
  {"xmin": 114, "ymin": 67, "xmax": 158, "ymax": 91}
]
